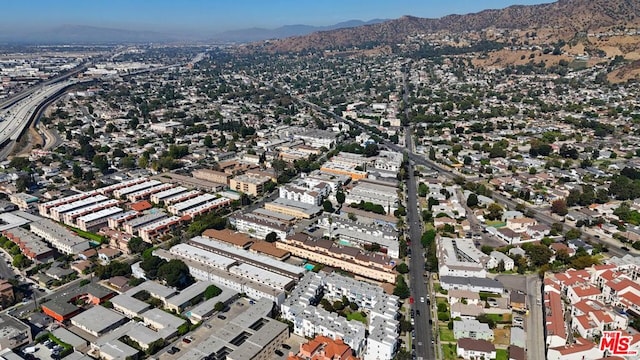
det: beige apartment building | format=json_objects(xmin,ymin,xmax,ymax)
[
  {"xmin": 192, "ymin": 169, "xmax": 231, "ymax": 185},
  {"xmin": 229, "ymin": 173, "xmax": 271, "ymax": 197}
]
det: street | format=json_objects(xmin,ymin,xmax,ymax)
[{"xmin": 405, "ymin": 128, "xmax": 434, "ymax": 360}]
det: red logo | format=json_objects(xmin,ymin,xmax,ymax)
[{"xmin": 599, "ymin": 331, "xmax": 637, "ymax": 356}]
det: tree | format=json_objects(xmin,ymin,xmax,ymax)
[
  {"xmin": 486, "ymin": 203, "xmax": 503, "ymax": 221},
  {"xmin": 551, "ymin": 199, "xmax": 568, "ymax": 216},
  {"xmin": 335, "ymin": 191, "xmax": 345, "ymax": 205},
  {"xmin": 393, "ymin": 275, "xmax": 410, "ymax": 299},
  {"xmin": 214, "ymin": 302, "xmax": 225, "ymax": 312},
  {"xmin": 157, "ymin": 259, "xmax": 193, "ymax": 289},
  {"xmin": 92, "ymin": 154, "xmax": 109, "ymax": 174},
  {"xmin": 524, "ymin": 244, "xmax": 553, "ymax": 267},
  {"xmin": 127, "ymin": 237, "xmax": 150, "ymax": 254},
  {"xmin": 265, "ymin": 232, "xmax": 278, "ymax": 243},
  {"xmin": 72, "ymin": 163, "xmax": 83, "ymax": 179},
  {"xmin": 140, "ymin": 255, "xmax": 167, "ymax": 280},
  {"xmin": 204, "ymin": 285, "xmax": 222, "ymax": 299},
  {"xmin": 481, "ymin": 245, "xmax": 493, "ymax": 255},
  {"xmin": 323, "ymin": 200, "xmax": 335, "ymax": 213},
  {"xmin": 397, "ymin": 263, "xmax": 409, "ymax": 274},
  {"xmin": 363, "ymin": 143, "xmax": 379, "ymax": 157},
  {"xmin": 203, "ymin": 135, "xmax": 213, "ymax": 148},
  {"xmin": 467, "ymin": 193, "xmax": 479, "ymax": 207},
  {"xmin": 12, "ymin": 254, "xmax": 31, "ymax": 269}
]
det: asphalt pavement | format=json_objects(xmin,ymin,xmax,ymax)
[{"xmin": 405, "ymin": 129, "xmax": 434, "ymax": 360}]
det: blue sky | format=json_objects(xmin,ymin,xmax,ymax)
[{"xmin": 1, "ymin": 0, "xmax": 554, "ymax": 34}]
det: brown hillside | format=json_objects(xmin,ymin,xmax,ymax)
[{"xmin": 248, "ymin": 0, "xmax": 640, "ymax": 53}]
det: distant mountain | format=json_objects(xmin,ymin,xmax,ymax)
[
  {"xmin": 211, "ymin": 19, "xmax": 388, "ymax": 43},
  {"xmin": 251, "ymin": 0, "xmax": 640, "ymax": 53},
  {"xmin": 10, "ymin": 25, "xmax": 186, "ymax": 44}
]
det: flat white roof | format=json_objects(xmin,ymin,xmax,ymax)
[
  {"xmin": 51, "ymin": 195, "xmax": 109, "ymax": 214},
  {"xmin": 230, "ymin": 263, "xmax": 293, "ymax": 289},
  {"xmin": 151, "ymin": 186, "xmax": 187, "ymax": 200},
  {"xmin": 190, "ymin": 236, "xmax": 305, "ymax": 277},
  {"xmin": 181, "ymin": 197, "xmax": 231, "ymax": 217},
  {"xmin": 169, "ymin": 244, "xmax": 237, "ymax": 269},
  {"xmin": 169, "ymin": 193, "xmax": 216, "ymax": 213},
  {"xmin": 114, "ymin": 180, "xmax": 161, "ymax": 197},
  {"xmin": 77, "ymin": 207, "xmax": 123, "ymax": 224},
  {"xmin": 139, "ymin": 216, "xmax": 181, "ymax": 232}
]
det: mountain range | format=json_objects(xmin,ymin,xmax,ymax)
[
  {"xmin": 251, "ymin": 0, "xmax": 640, "ymax": 53},
  {"xmin": 0, "ymin": 19, "xmax": 387, "ymax": 45},
  {"xmin": 209, "ymin": 19, "xmax": 388, "ymax": 43}
]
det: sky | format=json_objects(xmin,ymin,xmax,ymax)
[{"xmin": 0, "ymin": 0, "xmax": 555, "ymax": 35}]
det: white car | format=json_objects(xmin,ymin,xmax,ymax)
[{"xmin": 420, "ymin": 297, "xmax": 425, "ymax": 303}]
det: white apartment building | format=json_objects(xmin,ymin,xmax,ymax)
[{"xmin": 231, "ymin": 213, "xmax": 289, "ymax": 240}]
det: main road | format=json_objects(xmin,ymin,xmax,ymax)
[{"xmin": 405, "ymin": 130, "xmax": 434, "ymax": 360}]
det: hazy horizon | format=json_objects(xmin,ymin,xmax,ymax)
[{"xmin": 1, "ymin": 0, "xmax": 554, "ymax": 37}]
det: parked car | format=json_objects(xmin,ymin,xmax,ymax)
[
  {"xmin": 182, "ymin": 337, "xmax": 192, "ymax": 344},
  {"xmin": 217, "ymin": 314, "xmax": 226, "ymax": 320},
  {"xmin": 282, "ymin": 344, "xmax": 291, "ymax": 350},
  {"xmin": 275, "ymin": 349, "xmax": 284, "ymax": 356}
]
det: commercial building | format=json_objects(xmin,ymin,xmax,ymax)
[
  {"xmin": 30, "ymin": 219, "xmax": 91, "ymax": 254},
  {"xmin": 277, "ymin": 233, "xmax": 396, "ymax": 283},
  {"xmin": 40, "ymin": 283, "xmax": 115, "ymax": 322},
  {"xmin": 229, "ymin": 173, "xmax": 272, "ymax": 196},
  {"xmin": 293, "ymin": 129, "xmax": 337, "ymax": 149},
  {"xmin": 345, "ymin": 180, "xmax": 399, "ymax": 214},
  {"xmin": 320, "ymin": 162, "xmax": 367, "ymax": 181}
]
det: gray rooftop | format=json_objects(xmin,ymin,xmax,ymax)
[{"xmin": 70, "ymin": 306, "xmax": 126, "ymax": 334}]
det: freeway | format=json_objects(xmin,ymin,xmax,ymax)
[{"xmin": 0, "ymin": 80, "xmax": 76, "ymax": 157}]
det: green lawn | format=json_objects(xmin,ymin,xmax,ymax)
[
  {"xmin": 67, "ymin": 225, "xmax": 104, "ymax": 243},
  {"xmin": 443, "ymin": 344, "xmax": 457, "ymax": 360},
  {"xmin": 486, "ymin": 221, "xmax": 506, "ymax": 227},
  {"xmin": 496, "ymin": 349, "xmax": 508, "ymax": 360},
  {"xmin": 486, "ymin": 313, "xmax": 511, "ymax": 323},
  {"xmin": 439, "ymin": 326, "xmax": 455, "ymax": 342},
  {"xmin": 346, "ymin": 311, "xmax": 367, "ymax": 324}
]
